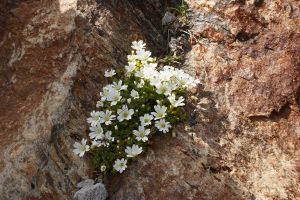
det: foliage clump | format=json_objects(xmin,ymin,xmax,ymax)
[{"xmin": 73, "ymin": 41, "xmax": 199, "ymax": 173}]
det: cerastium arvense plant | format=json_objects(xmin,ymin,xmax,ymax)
[{"xmin": 73, "ymin": 41, "xmax": 199, "ymax": 173}]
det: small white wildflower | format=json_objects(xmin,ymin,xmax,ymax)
[
  {"xmin": 125, "ymin": 61, "xmax": 136, "ymax": 74},
  {"xmin": 96, "ymin": 101, "xmax": 103, "ymax": 108},
  {"xmin": 87, "ymin": 111, "xmax": 101, "ymax": 127},
  {"xmin": 89, "ymin": 125, "xmax": 104, "ymax": 140},
  {"xmin": 113, "ymin": 158, "xmax": 127, "ymax": 173},
  {"xmin": 117, "ymin": 105, "xmax": 134, "ymax": 122},
  {"xmin": 125, "ymin": 144, "xmax": 143, "ymax": 158},
  {"xmin": 168, "ymin": 94, "xmax": 185, "ymax": 107},
  {"xmin": 105, "ymin": 131, "xmax": 114, "ymax": 142},
  {"xmin": 73, "ymin": 139, "xmax": 90, "ymax": 157},
  {"xmin": 131, "ymin": 40, "xmax": 146, "ymax": 50},
  {"xmin": 156, "ymin": 82, "xmax": 172, "ymax": 96},
  {"xmin": 100, "ymin": 165, "xmax": 107, "ymax": 172},
  {"xmin": 91, "ymin": 140, "xmax": 105, "ymax": 147},
  {"xmin": 127, "ymin": 98, "xmax": 132, "ymax": 104},
  {"xmin": 137, "ymin": 80, "xmax": 144, "ymax": 88},
  {"xmin": 155, "ymin": 119, "xmax": 171, "ymax": 133},
  {"xmin": 104, "ymin": 69, "xmax": 116, "ymax": 77},
  {"xmin": 136, "ymin": 49, "xmax": 151, "ymax": 62},
  {"xmin": 99, "ymin": 110, "xmax": 116, "ymax": 125},
  {"xmin": 151, "ymin": 105, "xmax": 167, "ymax": 119},
  {"xmin": 140, "ymin": 114, "xmax": 153, "ymax": 126},
  {"xmin": 106, "ymin": 88, "xmax": 122, "ymax": 106},
  {"xmin": 133, "ymin": 126, "xmax": 150, "ymax": 142},
  {"xmin": 115, "ymin": 125, "xmax": 118, "ymax": 130},
  {"xmin": 113, "ymin": 80, "xmax": 128, "ymax": 91},
  {"xmin": 130, "ymin": 89, "xmax": 139, "ymax": 99}
]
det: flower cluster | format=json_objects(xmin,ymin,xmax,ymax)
[{"xmin": 73, "ymin": 40, "xmax": 199, "ymax": 173}]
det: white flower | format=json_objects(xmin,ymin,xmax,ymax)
[
  {"xmin": 151, "ymin": 105, "xmax": 167, "ymax": 119},
  {"xmin": 155, "ymin": 119, "xmax": 171, "ymax": 133},
  {"xmin": 105, "ymin": 131, "xmax": 114, "ymax": 142},
  {"xmin": 131, "ymin": 40, "xmax": 146, "ymax": 51},
  {"xmin": 73, "ymin": 139, "xmax": 90, "ymax": 157},
  {"xmin": 127, "ymin": 98, "xmax": 132, "ymax": 104},
  {"xmin": 168, "ymin": 94, "xmax": 185, "ymax": 107},
  {"xmin": 89, "ymin": 125, "xmax": 104, "ymax": 140},
  {"xmin": 125, "ymin": 61, "xmax": 136, "ymax": 74},
  {"xmin": 133, "ymin": 126, "xmax": 150, "ymax": 142},
  {"xmin": 96, "ymin": 101, "xmax": 103, "ymax": 108},
  {"xmin": 87, "ymin": 111, "xmax": 101, "ymax": 127},
  {"xmin": 125, "ymin": 144, "xmax": 143, "ymax": 157},
  {"xmin": 113, "ymin": 158, "xmax": 127, "ymax": 173},
  {"xmin": 100, "ymin": 165, "xmax": 106, "ymax": 172},
  {"xmin": 136, "ymin": 49, "xmax": 151, "ymax": 62},
  {"xmin": 99, "ymin": 110, "xmax": 116, "ymax": 125},
  {"xmin": 106, "ymin": 88, "xmax": 122, "ymax": 106},
  {"xmin": 156, "ymin": 82, "xmax": 172, "ymax": 96},
  {"xmin": 117, "ymin": 105, "xmax": 134, "ymax": 122},
  {"xmin": 142, "ymin": 63, "xmax": 158, "ymax": 79},
  {"xmin": 140, "ymin": 114, "xmax": 153, "ymax": 126},
  {"xmin": 130, "ymin": 89, "xmax": 139, "ymax": 99},
  {"xmin": 137, "ymin": 80, "xmax": 145, "ymax": 88},
  {"xmin": 104, "ymin": 69, "xmax": 116, "ymax": 77},
  {"xmin": 91, "ymin": 139, "xmax": 100, "ymax": 147},
  {"xmin": 113, "ymin": 80, "xmax": 128, "ymax": 91}
]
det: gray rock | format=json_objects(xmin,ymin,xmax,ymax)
[
  {"xmin": 162, "ymin": 11, "xmax": 176, "ymax": 26},
  {"xmin": 76, "ymin": 179, "xmax": 95, "ymax": 189},
  {"xmin": 74, "ymin": 183, "xmax": 108, "ymax": 200}
]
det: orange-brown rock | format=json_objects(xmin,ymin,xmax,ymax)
[
  {"xmin": 108, "ymin": 0, "xmax": 300, "ymax": 199},
  {"xmin": 0, "ymin": 0, "xmax": 170, "ymax": 199}
]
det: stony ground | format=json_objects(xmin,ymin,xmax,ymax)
[{"xmin": 0, "ymin": 0, "xmax": 299, "ymax": 200}]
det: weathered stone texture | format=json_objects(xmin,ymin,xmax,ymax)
[{"xmin": 0, "ymin": 0, "xmax": 169, "ymax": 199}]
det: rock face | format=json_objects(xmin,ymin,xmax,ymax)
[
  {"xmin": 108, "ymin": 0, "xmax": 300, "ymax": 200},
  {"xmin": 0, "ymin": 0, "xmax": 172, "ymax": 199},
  {"xmin": 0, "ymin": 0, "xmax": 299, "ymax": 200}
]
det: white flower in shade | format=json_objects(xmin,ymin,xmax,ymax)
[
  {"xmin": 89, "ymin": 125, "xmax": 104, "ymax": 140},
  {"xmin": 96, "ymin": 101, "xmax": 103, "ymax": 108},
  {"xmin": 156, "ymin": 82, "xmax": 172, "ymax": 96},
  {"xmin": 127, "ymin": 54, "xmax": 137, "ymax": 62},
  {"xmin": 99, "ymin": 110, "xmax": 116, "ymax": 125},
  {"xmin": 155, "ymin": 119, "xmax": 171, "ymax": 133},
  {"xmin": 127, "ymin": 98, "xmax": 132, "ymax": 104},
  {"xmin": 137, "ymin": 80, "xmax": 145, "ymax": 88},
  {"xmin": 106, "ymin": 88, "xmax": 122, "ymax": 106},
  {"xmin": 130, "ymin": 89, "xmax": 139, "ymax": 99},
  {"xmin": 134, "ymin": 69, "xmax": 144, "ymax": 78},
  {"xmin": 133, "ymin": 126, "xmax": 150, "ymax": 142},
  {"xmin": 87, "ymin": 111, "xmax": 101, "ymax": 127},
  {"xmin": 91, "ymin": 139, "xmax": 102, "ymax": 147},
  {"xmin": 140, "ymin": 114, "xmax": 153, "ymax": 126},
  {"xmin": 125, "ymin": 144, "xmax": 143, "ymax": 157},
  {"xmin": 100, "ymin": 165, "xmax": 106, "ymax": 172},
  {"xmin": 117, "ymin": 105, "xmax": 134, "ymax": 122},
  {"xmin": 136, "ymin": 49, "xmax": 151, "ymax": 62},
  {"xmin": 142, "ymin": 63, "xmax": 158, "ymax": 78},
  {"xmin": 151, "ymin": 105, "xmax": 167, "ymax": 119},
  {"xmin": 104, "ymin": 69, "xmax": 116, "ymax": 77},
  {"xmin": 113, "ymin": 80, "xmax": 128, "ymax": 91},
  {"xmin": 131, "ymin": 40, "xmax": 146, "ymax": 50},
  {"xmin": 73, "ymin": 139, "xmax": 90, "ymax": 157},
  {"xmin": 168, "ymin": 94, "xmax": 185, "ymax": 107},
  {"xmin": 113, "ymin": 158, "xmax": 127, "ymax": 173},
  {"xmin": 125, "ymin": 61, "xmax": 136, "ymax": 74},
  {"xmin": 105, "ymin": 131, "xmax": 114, "ymax": 142}
]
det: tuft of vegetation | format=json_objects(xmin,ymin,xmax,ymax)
[{"xmin": 73, "ymin": 41, "xmax": 199, "ymax": 174}]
